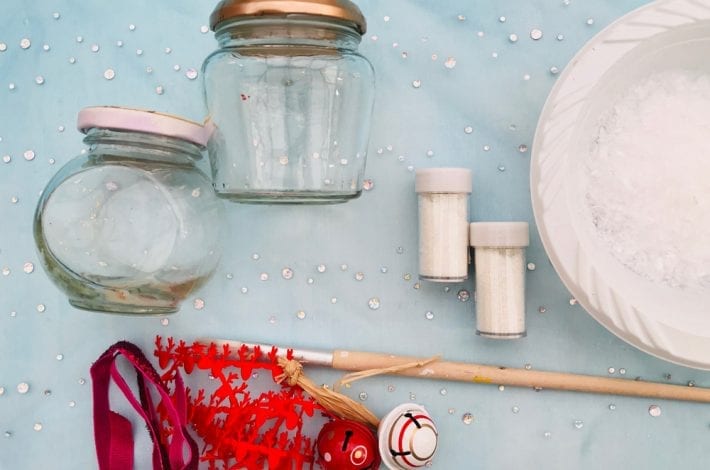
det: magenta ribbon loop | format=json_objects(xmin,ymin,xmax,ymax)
[{"xmin": 91, "ymin": 341, "xmax": 198, "ymax": 470}]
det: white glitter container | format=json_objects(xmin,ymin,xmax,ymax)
[
  {"xmin": 415, "ymin": 168, "xmax": 472, "ymax": 282},
  {"xmin": 470, "ymin": 222, "xmax": 529, "ymax": 339}
]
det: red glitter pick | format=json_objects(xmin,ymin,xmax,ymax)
[{"xmin": 154, "ymin": 336, "xmax": 328, "ymax": 469}]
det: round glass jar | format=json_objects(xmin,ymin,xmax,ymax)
[
  {"xmin": 203, "ymin": 0, "xmax": 375, "ymax": 203},
  {"xmin": 33, "ymin": 107, "xmax": 223, "ymax": 314}
]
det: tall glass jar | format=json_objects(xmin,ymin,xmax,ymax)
[
  {"xmin": 34, "ymin": 107, "xmax": 223, "ymax": 314},
  {"xmin": 203, "ymin": 0, "xmax": 375, "ymax": 203}
]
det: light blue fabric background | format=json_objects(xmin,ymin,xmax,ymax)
[{"xmin": 2, "ymin": 0, "xmax": 707, "ymax": 468}]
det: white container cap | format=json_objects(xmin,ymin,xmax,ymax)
[
  {"xmin": 378, "ymin": 403, "xmax": 438, "ymax": 469},
  {"xmin": 415, "ymin": 168, "xmax": 472, "ymax": 194},
  {"xmin": 77, "ymin": 106, "xmax": 208, "ymax": 147},
  {"xmin": 470, "ymin": 221, "xmax": 529, "ymax": 247}
]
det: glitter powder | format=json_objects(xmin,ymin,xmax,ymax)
[
  {"xmin": 426, "ymin": 150, "xmax": 434, "ymax": 157},
  {"xmin": 91, "ymin": 44, "xmax": 100, "ymax": 52},
  {"xmin": 444, "ymin": 57, "xmax": 457, "ymax": 69},
  {"xmin": 464, "ymin": 126, "xmax": 473, "ymax": 134},
  {"xmin": 649, "ymin": 405, "xmax": 662, "ymax": 417},
  {"xmin": 483, "ymin": 145, "xmax": 491, "ymax": 151},
  {"xmin": 68, "ymin": 401, "xmax": 76, "ymax": 407},
  {"xmin": 608, "ymin": 367, "xmax": 615, "ymax": 374},
  {"xmin": 20, "ymin": 38, "xmax": 31, "ymax": 49},
  {"xmin": 498, "ymin": 385, "xmax": 505, "ymax": 391},
  {"xmin": 412, "ymin": 79, "xmax": 422, "ymax": 88},
  {"xmin": 69, "ymin": 57, "xmax": 76, "ymax": 64},
  {"xmin": 0, "ymin": 387, "xmax": 4, "ymax": 396},
  {"xmin": 330, "ymin": 297, "xmax": 338, "ymax": 304},
  {"xmin": 586, "ymin": 18, "xmax": 595, "ymax": 25},
  {"xmin": 512, "ymin": 406, "xmax": 520, "ymax": 414},
  {"xmin": 317, "ymin": 264, "xmax": 326, "ymax": 273},
  {"xmin": 129, "ymin": 24, "xmax": 136, "ymax": 31},
  {"xmin": 362, "ymin": 179, "xmax": 374, "ymax": 191},
  {"xmin": 2, "ymin": 155, "xmax": 10, "ymax": 163},
  {"xmin": 518, "ymin": 144, "xmax": 529, "ymax": 153},
  {"xmin": 525, "ymin": 363, "xmax": 532, "ymax": 370},
  {"xmin": 538, "ymin": 306, "xmax": 547, "ymax": 313},
  {"xmin": 259, "ymin": 272, "xmax": 269, "ymax": 281},
  {"xmin": 24, "ymin": 150, "xmax": 35, "ymax": 161},
  {"xmin": 296, "ymin": 310, "xmax": 306, "ymax": 319},
  {"xmin": 2, "ymin": 267, "xmax": 9, "ymax": 276},
  {"xmin": 543, "ymin": 431, "xmax": 552, "ymax": 438},
  {"xmin": 573, "ymin": 420, "xmax": 584, "ymax": 429},
  {"xmin": 200, "ymin": 25, "xmax": 209, "ymax": 34},
  {"xmin": 36, "ymin": 304, "xmax": 46, "ymax": 313},
  {"xmin": 569, "ymin": 298, "xmax": 578, "ymax": 305},
  {"xmin": 462, "ymin": 413, "xmax": 474, "ymax": 425},
  {"xmin": 103, "ymin": 69, "xmax": 115, "ymax": 80},
  {"xmin": 387, "ymin": 385, "xmax": 396, "ymax": 392},
  {"xmin": 530, "ymin": 29, "xmax": 543, "ymax": 40},
  {"xmin": 358, "ymin": 392, "xmax": 368, "ymax": 401},
  {"xmin": 439, "ymin": 388, "xmax": 447, "ymax": 395},
  {"xmin": 56, "ymin": 354, "xmax": 63, "ymax": 361},
  {"xmin": 155, "ymin": 85, "xmax": 164, "ymax": 95},
  {"xmin": 160, "ymin": 318, "xmax": 169, "ymax": 326},
  {"xmin": 33, "ymin": 423, "xmax": 43, "ymax": 432},
  {"xmin": 499, "ymin": 16, "xmax": 506, "ymax": 23},
  {"xmin": 53, "ymin": 12, "xmax": 60, "ymax": 19},
  {"xmin": 76, "ymin": 36, "xmax": 83, "ymax": 43},
  {"xmin": 42, "ymin": 44, "xmax": 50, "ymax": 51},
  {"xmin": 193, "ymin": 298, "xmax": 205, "ymax": 310},
  {"xmin": 425, "ymin": 311, "xmax": 434, "ymax": 320},
  {"xmin": 281, "ymin": 267, "xmax": 294, "ymax": 279},
  {"xmin": 609, "ymin": 404, "xmax": 616, "ymax": 410},
  {"xmin": 354, "ymin": 272, "xmax": 365, "ymax": 281},
  {"xmin": 173, "ymin": 64, "xmax": 181, "ymax": 71},
  {"xmin": 23, "ymin": 262, "xmax": 34, "ymax": 274},
  {"xmin": 35, "ymin": 76, "xmax": 45, "ymax": 85},
  {"xmin": 550, "ymin": 66, "xmax": 560, "ymax": 75},
  {"xmin": 17, "ymin": 382, "xmax": 29, "ymax": 394},
  {"xmin": 240, "ymin": 287, "xmax": 248, "ymax": 293},
  {"xmin": 527, "ymin": 262, "xmax": 536, "ymax": 271},
  {"xmin": 78, "ymin": 378, "xmax": 86, "ymax": 385},
  {"xmin": 367, "ymin": 297, "xmax": 381, "ymax": 310},
  {"xmin": 508, "ymin": 33, "xmax": 518, "ymax": 43},
  {"xmin": 0, "ymin": 43, "xmax": 6, "ymax": 52},
  {"xmin": 620, "ymin": 368, "xmax": 627, "ymax": 375},
  {"xmin": 556, "ymin": 34, "xmax": 565, "ymax": 41}
]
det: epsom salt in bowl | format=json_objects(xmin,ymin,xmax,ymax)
[{"xmin": 531, "ymin": 0, "xmax": 710, "ymax": 369}]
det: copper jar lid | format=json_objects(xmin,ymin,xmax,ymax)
[{"xmin": 209, "ymin": 0, "xmax": 367, "ymax": 34}]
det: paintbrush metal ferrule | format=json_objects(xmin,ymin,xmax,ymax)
[{"xmin": 203, "ymin": 338, "xmax": 334, "ymax": 366}]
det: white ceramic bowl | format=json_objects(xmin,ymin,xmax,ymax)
[{"xmin": 532, "ymin": 0, "xmax": 710, "ymax": 369}]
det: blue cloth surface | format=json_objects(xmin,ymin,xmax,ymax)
[{"xmin": 2, "ymin": 0, "xmax": 706, "ymax": 469}]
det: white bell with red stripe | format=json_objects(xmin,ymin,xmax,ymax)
[{"xmin": 378, "ymin": 403, "xmax": 439, "ymax": 469}]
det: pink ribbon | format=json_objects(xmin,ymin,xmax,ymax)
[{"xmin": 91, "ymin": 341, "xmax": 198, "ymax": 470}]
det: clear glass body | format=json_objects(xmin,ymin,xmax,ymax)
[
  {"xmin": 34, "ymin": 129, "xmax": 223, "ymax": 314},
  {"xmin": 418, "ymin": 192, "xmax": 470, "ymax": 281},
  {"xmin": 202, "ymin": 17, "xmax": 375, "ymax": 203}
]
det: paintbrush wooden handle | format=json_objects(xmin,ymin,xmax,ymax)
[{"xmin": 332, "ymin": 350, "xmax": 710, "ymax": 403}]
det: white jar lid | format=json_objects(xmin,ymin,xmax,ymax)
[
  {"xmin": 77, "ymin": 106, "xmax": 208, "ymax": 147},
  {"xmin": 470, "ymin": 222, "xmax": 529, "ymax": 247},
  {"xmin": 415, "ymin": 168, "xmax": 472, "ymax": 194}
]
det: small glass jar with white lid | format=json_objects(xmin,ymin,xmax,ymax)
[
  {"xmin": 33, "ymin": 107, "xmax": 223, "ymax": 314},
  {"xmin": 415, "ymin": 168, "xmax": 473, "ymax": 282},
  {"xmin": 470, "ymin": 222, "xmax": 529, "ymax": 339}
]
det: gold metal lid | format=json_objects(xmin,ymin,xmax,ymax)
[{"xmin": 209, "ymin": 0, "xmax": 367, "ymax": 34}]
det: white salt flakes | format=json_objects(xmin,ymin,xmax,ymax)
[{"xmin": 586, "ymin": 70, "xmax": 710, "ymax": 289}]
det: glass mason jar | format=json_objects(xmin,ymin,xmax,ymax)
[
  {"xmin": 203, "ymin": 0, "xmax": 375, "ymax": 203},
  {"xmin": 33, "ymin": 107, "xmax": 223, "ymax": 314}
]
